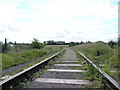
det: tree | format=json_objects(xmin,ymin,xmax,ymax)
[{"xmin": 30, "ymin": 38, "xmax": 45, "ymax": 49}]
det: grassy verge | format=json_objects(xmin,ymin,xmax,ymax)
[
  {"xmin": 2, "ymin": 49, "xmax": 47, "ymax": 69},
  {"xmin": 2, "ymin": 45, "xmax": 68, "ymax": 69},
  {"xmin": 74, "ymin": 42, "xmax": 119, "ymax": 82}
]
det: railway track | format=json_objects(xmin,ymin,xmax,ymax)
[{"xmin": 0, "ymin": 48, "xmax": 119, "ymax": 89}]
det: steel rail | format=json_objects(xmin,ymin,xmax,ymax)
[
  {"xmin": 75, "ymin": 49, "xmax": 120, "ymax": 90},
  {"xmin": 0, "ymin": 49, "xmax": 65, "ymax": 88}
]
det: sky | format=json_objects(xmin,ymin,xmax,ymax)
[{"xmin": 0, "ymin": 0, "xmax": 119, "ymax": 43}]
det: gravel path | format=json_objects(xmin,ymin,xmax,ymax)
[{"xmin": 27, "ymin": 48, "xmax": 90, "ymax": 88}]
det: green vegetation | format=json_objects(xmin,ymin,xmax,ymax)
[
  {"xmin": 108, "ymin": 40, "xmax": 117, "ymax": 48},
  {"xmin": 74, "ymin": 42, "xmax": 119, "ymax": 82},
  {"xmin": 1, "ymin": 38, "xmax": 45, "ymax": 53},
  {"xmin": 2, "ymin": 49, "xmax": 46, "ymax": 69},
  {"xmin": 83, "ymin": 63, "xmax": 106, "ymax": 88},
  {"xmin": 2, "ymin": 41, "xmax": 30, "ymax": 53},
  {"xmin": 2, "ymin": 45, "xmax": 67, "ymax": 69},
  {"xmin": 30, "ymin": 38, "xmax": 45, "ymax": 49},
  {"xmin": 1, "ymin": 37, "xmax": 68, "ymax": 69},
  {"xmin": 75, "ymin": 51, "xmax": 107, "ymax": 88},
  {"xmin": 9, "ymin": 43, "xmax": 30, "ymax": 52}
]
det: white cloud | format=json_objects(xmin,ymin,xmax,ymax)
[
  {"xmin": 0, "ymin": 2, "xmax": 20, "ymax": 24},
  {"xmin": 0, "ymin": 0, "xmax": 118, "ymax": 43}
]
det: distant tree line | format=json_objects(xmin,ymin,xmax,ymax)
[
  {"xmin": 44, "ymin": 40, "xmax": 66, "ymax": 45},
  {"xmin": 0, "ymin": 39, "xmax": 93, "ymax": 53},
  {"xmin": 1, "ymin": 36, "xmax": 120, "ymax": 53},
  {"xmin": 69, "ymin": 41, "xmax": 92, "ymax": 47},
  {"xmin": 43, "ymin": 40, "xmax": 92, "ymax": 46}
]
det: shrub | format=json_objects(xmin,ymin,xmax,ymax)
[{"xmin": 30, "ymin": 38, "xmax": 45, "ymax": 49}]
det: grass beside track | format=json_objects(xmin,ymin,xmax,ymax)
[
  {"xmin": 74, "ymin": 42, "xmax": 119, "ymax": 82},
  {"xmin": 75, "ymin": 50, "xmax": 108, "ymax": 88},
  {"xmin": 2, "ymin": 49, "xmax": 46, "ymax": 69},
  {"xmin": 2, "ymin": 45, "xmax": 68, "ymax": 69}
]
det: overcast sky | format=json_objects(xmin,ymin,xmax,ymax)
[{"xmin": 0, "ymin": 0, "xmax": 118, "ymax": 43}]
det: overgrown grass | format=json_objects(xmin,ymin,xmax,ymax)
[
  {"xmin": 83, "ymin": 63, "xmax": 107, "ymax": 88},
  {"xmin": 2, "ymin": 49, "xmax": 46, "ymax": 69},
  {"xmin": 74, "ymin": 42, "xmax": 119, "ymax": 82},
  {"xmin": 2, "ymin": 45, "xmax": 68, "ymax": 69}
]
